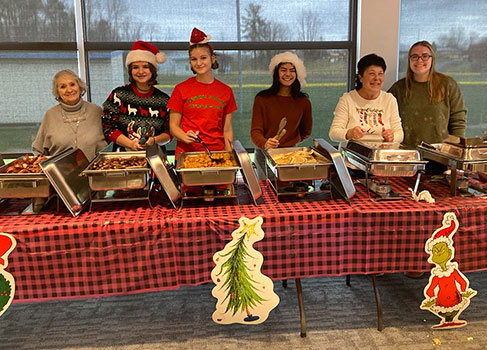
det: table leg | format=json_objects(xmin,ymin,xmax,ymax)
[
  {"xmin": 371, "ymin": 274, "xmax": 384, "ymax": 331},
  {"xmin": 295, "ymin": 278, "xmax": 307, "ymax": 337},
  {"xmin": 346, "ymin": 275, "xmax": 351, "ymax": 286},
  {"xmin": 282, "ymin": 279, "xmax": 288, "ymax": 288}
]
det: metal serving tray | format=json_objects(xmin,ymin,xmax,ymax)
[
  {"xmin": 176, "ymin": 151, "xmax": 240, "ymax": 186},
  {"xmin": 0, "ymin": 156, "xmax": 52, "ymax": 198},
  {"xmin": 146, "ymin": 144, "xmax": 181, "ymax": 208},
  {"xmin": 313, "ymin": 139, "xmax": 356, "ymax": 200},
  {"xmin": 81, "ymin": 151, "xmax": 150, "ymax": 191},
  {"xmin": 418, "ymin": 143, "xmax": 487, "ymax": 172},
  {"xmin": 343, "ymin": 141, "xmax": 427, "ymax": 177},
  {"xmin": 40, "ymin": 148, "xmax": 91, "ymax": 216},
  {"xmin": 264, "ymin": 146, "xmax": 333, "ymax": 182},
  {"xmin": 233, "ymin": 140, "xmax": 262, "ymax": 202}
]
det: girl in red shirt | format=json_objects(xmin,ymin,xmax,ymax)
[{"xmin": 168, "ymin": 28, "xmax": 237, "ymax": 158}]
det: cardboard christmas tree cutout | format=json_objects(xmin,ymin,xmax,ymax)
[
  {"xmin": 0, "ymin": 233, "xmax": 16, "ymax": 318},
  {"xmin": 420, "ymin": 212, "xmax": 477, "ymax": 329},
  {"xmin": 211, "ymin": 216, "xmax": 279, "ymax": 324}
]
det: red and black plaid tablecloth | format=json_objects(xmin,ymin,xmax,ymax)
[{"xmin": 1, "ymin": 178, "xmax": 486, "ymax": 302}]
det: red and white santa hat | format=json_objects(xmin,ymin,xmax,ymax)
[
  {"xmin": 125, "ymin": 40, "xmax": 166, "ymax": 68},
  {"xmin": 269, "ymin": 51, "xmax": 307, "ymax": 87},
  {"xmin": 190, "ymin": 27, "xmax": 212, "ymax": 46},
  {"xmin": 425, "ymin": 212, "xmax": 458, "ymax": 252}
]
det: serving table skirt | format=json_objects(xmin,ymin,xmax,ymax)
[{"xmin": 1, "ymin": 177, "xmax": 486, "ymax": 302}]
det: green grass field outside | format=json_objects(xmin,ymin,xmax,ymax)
[{"xmin": 1, "ymin": 76, "xmax": 486, "ymax": 154}]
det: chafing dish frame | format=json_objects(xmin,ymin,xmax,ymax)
[
  {"xmin": 418, "ymin": 142, "xmax": 487, "ymax": 196},
  {"xmin": 343, "ymin": 141, "xmax": 427, "ymax": 200},
  {"xmin": 81, "ymin": 151, "xmax": 151, "ymax": 191},
  {"xmin": 175, "ymin": 151, "xmax": 240, "ymax": 186},
  {"xmin": 261, "ymin": 144, "xmax": 336, "ymax": 201},
  {"xmin": 0, "ymin": 155, "xmax": 52, "ymax": 199}
]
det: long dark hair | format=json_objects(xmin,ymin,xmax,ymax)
[
  {"xmin": 257, "ymin": 62, "xmax": 308, "ymax": 98},
  {"xmin": 355, "ymin": 53, "xmax": 386, "ymax": 90},
  {"xmin": 128, "ymin": 62, "xmax": 158, "ymax": 86}
]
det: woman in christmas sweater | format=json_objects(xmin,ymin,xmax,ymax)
[
  {"xmin": 329, "ymin": 53, "xmax": 403, "ymax": 149},
  {"xmin": 32, "ymin": 69, "xmax": 107, "ymax": 161},
  {"xmin": 168, "ymin": 28, "xmax": 237, "ymax": 158},
  {"xmin": 388, "ymin": 41, "xmax": 466, "ymax": 149},
  {"xmin": 102, "ymin": 41, "xmax": 171, "ymax": 152},
  {"xmin": 250, "ymin": 52, "xmax": 312, "ymax": 151}
]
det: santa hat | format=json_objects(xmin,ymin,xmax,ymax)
[
  {"xmin": 190, "ymin": 27, "xmax": 212, "ymax": 46},
  {"xmin": 425, "ymin": 213, "xmax": 458, "ymax": 252},
  {"xmin": 125, "ymin": 40, "xmax": 166, "ymax": 68},
  {"xmin": 269, "ymin": 51, "xmax": 307, "ymax": 87}
]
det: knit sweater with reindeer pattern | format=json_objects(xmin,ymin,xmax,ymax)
[{"xmin": 102, "ymin": 84, "xmax": 170, "ymax": 150}]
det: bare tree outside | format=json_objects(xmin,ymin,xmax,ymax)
[{"xmin": 298, "ymin": 10, "xmax": 321, "ymax": 41}]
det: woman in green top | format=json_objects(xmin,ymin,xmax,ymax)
[{"xmin": 389, "ymin": 40, "xmax": 466, "ymax": 149}]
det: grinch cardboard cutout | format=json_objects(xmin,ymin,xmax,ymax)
[
  {"xmin": 211, "ymin": 216, "xmax": 279, "ymax": 324},
  {"xmin": 420, "ymin": 212, "xmax": 477, "ymax": 329},
  {"xmin": 0, "ymin": 233, "xmax": 16, "ymax": 317}
]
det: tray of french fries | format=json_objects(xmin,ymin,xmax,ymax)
[{"xmin": 263, "ymin": 147, "xmax": 333, "ymax": 181}]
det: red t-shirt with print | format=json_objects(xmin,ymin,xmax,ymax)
[{"xmin": 167, "ymin": 77, "xmax": 237, "ymax": 157}]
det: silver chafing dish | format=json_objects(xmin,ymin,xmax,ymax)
[
  {"xmin": 0, "ymin": 149, "xmax": 91, "ymax": 215},
  {"xmin": 342, "ymin": 141, "xmax": 427, "ymax": 199},
  {"xmin": 81, "ymin": 151, "xmax": 154, "ymax": 209},
  {"xmin": 81, "ymin": 151, "xmax": 150, "ymax": 191},
  {"xmin": 0, "ymin": 154, "xmax": 53, "ymax": 214},
  {"xmin": 418, "ymin": 135, "xmax": 487, "ymax": 195},
  {"xmin": 174, "ymin": 140, "xmax": 261, "ymax": 205},
  {"xmin": 262, "ymin": 139, "xmax": 355, "ymax": 201}
]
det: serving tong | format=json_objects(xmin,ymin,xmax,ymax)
[
  {"xmin": 195, "ymin": 134, "xmax": 224, "ymax": 164},
  {"xmin": 274, "ymin": 117, "xmax": 287, "ymax": 141}
]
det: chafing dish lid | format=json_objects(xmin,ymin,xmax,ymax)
[
  {"xmin": 314, "ymin": 139, "xmax": 356, "ymax": 201},
  {"xmin": 0, "ymin": 154, "xmax": 4, "ymax": 167},
  {"xmin": 233, "ymin": 140, "xmax": 262, "ymax": 202},
  {"xmin": 444, "ymin": 134, "xmax": 487, "ymax": 148},
  {"xmin": 344, "ymin": 141, "xmax": 423, "ymax": 163},
  {"xmin": 40, "ymin": 148, "xmax": 91, "ymax": 216},
  {"xmin": 146, "ymin": 144, "xmax": 181, "ymax": 208}
]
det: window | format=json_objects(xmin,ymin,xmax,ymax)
[
  {"xmin": 398, "ymin": 0, "xmax": 487, "ymax": 138},
  {"xmin": 0, "ymin": 0, "xmax": 356, "ymax": 154}
]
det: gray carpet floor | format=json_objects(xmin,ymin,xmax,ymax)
[{"xmin": 0, "ymin": 271, "xmax": 485, "ymax": 350}]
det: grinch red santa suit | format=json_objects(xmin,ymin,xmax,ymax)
[{"xmin": 421, "ymin": 213, "xmax": 477, "ymax": 328}]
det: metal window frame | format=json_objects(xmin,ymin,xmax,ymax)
[{"xmin": 0, "ymin": 0, "xmax": 358, "ymax": 156}]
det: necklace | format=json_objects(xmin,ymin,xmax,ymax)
[{"xmin": 60, "ymin": 100, "xmax": 86, "ymax": 149}]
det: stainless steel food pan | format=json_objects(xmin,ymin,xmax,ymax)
[
  {"xmin": 176, "ymin": 151, "xmax": 240, "ymax": 186},
  {"xmin": 81, "ymin": 152, "xmax": 150, "ymax": 191},
  {"xmin": 418, "ymin": 143, "xmax": 487, "ymax": 172},
  {"xmin": 344, "ymin": 141, "xmax": 427, "ymax": 177},
  {"xmin": 0, "ymin": 157, "xmax": 52, "ymax": 198},
  {"xmin": 264, "ymin": 147, "xmax": 333, "ymax": 181}
]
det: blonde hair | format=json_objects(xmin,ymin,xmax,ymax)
[
  {"xmin": 52, "ymin": 69, "xmax": 87, "ymax": 101},
  {"xmin": 406, "ymin": 41, "xmax": 445, "ymax": 104}
]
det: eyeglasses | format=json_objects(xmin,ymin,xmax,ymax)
[{"xmin": 409, "ymin": 54, "xmax": 432, "ymax": 61}]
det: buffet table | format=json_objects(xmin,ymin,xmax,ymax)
[{"xmin": 1, "ymin": 177, "xmax": 487, "ymax": 303}]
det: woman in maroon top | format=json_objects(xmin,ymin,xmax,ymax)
[{"xmin": 250, "ymin": 51, "xmax": 312, "ymax": 151}]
